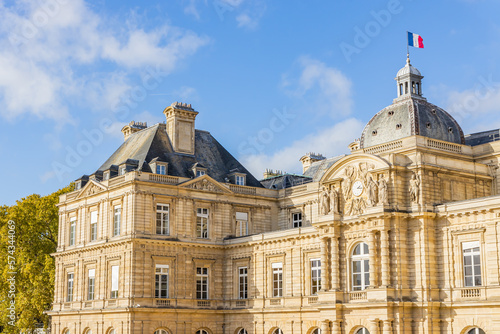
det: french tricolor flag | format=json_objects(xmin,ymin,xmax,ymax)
[{"xmin": 408, "ymin": 32, "xmax": 424, "ymax": 49}]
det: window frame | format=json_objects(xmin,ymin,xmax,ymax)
[
  {"xmin": 310, "ymin": 258, "xmax": 321, "ymax": 295},
  {"xmin": 156, "ymin": 164, "xmax": 167, "ymax": 175},
  {"xmin": 88, "ymin": 269, "xmax": 95, "ymax": 300},
  {"xmin": 196, "ymin": 267, "xmax": 209, "ymax": 300},
  {"xmin": 196, "ymin": 208, "xmax": 209, "ymax": 239},
  {"xmin": 238, "ymin": 266, "xmax": 248, "ymax": 299},
  {"xmin": 236, "ymin": 211, "xmax": 248, "ymax": 237},
  {"xmin": 272, "ymin": 262, "xmax": 283, "ymax": 297},
  {"xmin": 90, "ymin": 211, "xmax": 98, "ymax": 242},
  {"xmin": 462, "ymin": 241, "xmax": 482, "ymax": 287},
  {"xmin": 351, "ymin": 242, "xmax": 370, "ymax": 291},
  {"xmin": 67, "ymin": 272, "xmax": 74, "ymax": 302},
  {"xmin": 155, "ymin": 264, "xmax": 169, "ymax": 299},
  {"xmin": 292, "ymin": 212, "xmax": 302, "ymax": 228},
  {"xmin": 113, "ymin": 205, "xmax": 121, "ymax": 237},
  {"xmin": 69, "ymin": 217, "xmax": 76, "ymax": 246},
  {"xmin": 110, "ymin": 265, "xmax": 119, "ymax": 299},
  {"xmin": 156, "ymin": 204, "xmax": 170, "ymax": 236}
]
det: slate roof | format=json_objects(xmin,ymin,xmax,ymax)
[
  {"xmin": 260, "ymin": 174, "xmax": 312, "ymax": 189},
  {"xmin": 465, "ymin": 129, "xmax": 500, "ymax": 146},
  {"xmin": 303, "ymin": 155, "xmax": 346, "ymax": 181},
  {"xmin": 96, "ymin": 123, "xmax": 263, "ymax": 187}
]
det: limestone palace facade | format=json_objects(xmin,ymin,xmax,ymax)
[{"xmin": 48, "ymin": 58, "xmax": 500, "ymax": 334}]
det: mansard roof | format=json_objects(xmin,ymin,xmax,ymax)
[{"xmin": 97, "ymin": 123, "xmax": 263, "ymax": 187}]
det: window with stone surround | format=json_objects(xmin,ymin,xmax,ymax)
[
  {"xmin": 292, "ymin": 212, "xmax": 302, "ymax": 228},
  {"xmin": 67, "ymin": 272, "xmax": 74, "ymax": 302},
  {"xmin": 237, "ymin": 329, "xmax": 248, "ymax": 334},
  {"xmin": 272, "ymin": 262, "xmax": 283, "ymax": 297},
  {"xmin": 272, "ymin": 329, "xmax": 283, "ymax": 334},
  {"xmin": 236, "ymin": 212, "xmax": 248, "ymax": 237},
  {"xmin": 113, "ymin": 205, "xmax": 121, "ymax": 237},
  {"xmin": 463, "ymin": 241, "xmax": 482, "ymax": 287},
  {"xmin": 87, "ymin": 269, "xmax": 95, "ymax": 300},
  {"xmin": 467, "ymin": 328, "xmax": 485, "ymax": 334},
  {"xmin": 311, "ymin": 258, "xmax": 321, "ymax": 295},
  {"xmin": 196, "ymin": 267, "xmax": 209, "ymax": 299},
  {"xmin": 69, "ymin": 217, "xmax": 76, "ymax": 246},
  {"xmin": 155, "ymin": 265, "xmax": 169, "ymax": 298},
  {"xmin": 355, "ymin": 328, "xmax": 370, "ymax": 334},
  {"xmin": 110, "ymin": 265, "xmax": 119, "ymax": 299},
  {"xmin": 90, "ymin": 211, "xmax": 98, "ymax": 242},
  {"xmin": 196, "ymin": 208, "xmax": 209, "ymax": 239},
  {"xmin": 351, "ymin": 242, "xmax": 370, "ymax": 291},
  {"xmin": 238, "ymin": 266, "xmax": 248, "ymax": 299},
  {"xmin": 156, "ymin": 204, "xmax": 170, "ymax": 235}
]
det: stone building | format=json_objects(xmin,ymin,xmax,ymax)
[{"xmin": 48, "ymin": 58, "xmax": 500, "ymax": 334}]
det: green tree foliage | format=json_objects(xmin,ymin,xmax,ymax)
[{"xmin": 0, "ymin": 184, "xmax": 74, "ymax": 333}]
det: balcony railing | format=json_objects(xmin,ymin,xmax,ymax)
[
  {"xmin": 461, "ymin": 287, "xmax": 481, "ymax": 298},
  {"xmin": 349, "ymin": 291, "xmax": 367, "ymax": 301}
]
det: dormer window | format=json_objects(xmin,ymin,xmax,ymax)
[
  {"xmin": 236, "ymin": 175, "xmax": 245, "ymax": 186},
  {"xmin": 103, "ymin": 171, "xmax": 110, "ymax": 181},
  {"xmin": 75, "ymin": 181, "xmax": 82, "ymax": 190},
  {"xmin": 196, "ymin": 170, "xmax": 206, "ymax": 177},
  {"xmin": 156, "ymin": 164, "xmax": 167, "ymax": 175},
  {"xmin": 119, "ymin": 166, "xmax": 126, "ymax": 175}
]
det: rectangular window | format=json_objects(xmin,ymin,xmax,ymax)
[
  {"xmin": 463, "ymin": 241, "xmax": 482, "ymax": 287},
  {"xmin": 69, "ymin": 217, "xmax": 76, "ymax": 246},
  {"xmin": 113, "ymin": 205, "xmax": 121, "ymax": 237},
  {"xmin": 236, "ymin": 175, "xmax": 245, "ymax": 186},
  {"xmin": 311, "ymin": 259, "xmax": 321, "ymax": 295},
  {"xmin": 103, "ymin": 171, "xmax": 110, "ymax": 181},
  {"xmin": 156, "ymin": 165, "xmax": 166, "ymax": 175},
  {"xmin": 196, "ymin": 267, "xmax": 209, "ymax": 299},
  {"xmin": 67, "ymin": 273, "xmax": 74, "ymax": 302},
  {"xmin": 90, "ymin": 211, "xmax": 98, "ymax": 241},
  {"xmin": 155, "ymin": 265, "xmax": 169, "ymax": 298},
  {"xmin": 88, "ymin": 269, "xmax": 95, "ymax": 300},
  {"xmin": 196, "ymin": 170, "xmax": 206, "ymax": 177},
  {"xmin": 236, "ymin": 212, "xmax": 248, "ymax": 237},
  {"xmin": 239, "ymin": 267, "xmax": 248, "ymax": 299},
  {"xmin": 292, "ymin": 212, "xmax": 302, "ymax": 228},
  {"xmin": 111, "ymin": 265, "xmax": 119, "ymax": 298},
  {"xmin": 156, "ymin": 204, "xmax": 170, "ymax": 235},
  {"xmin": 196, "ymin": 208, "xmax": 209, "ymax": 239},
  {"xmin": 272, "ymin": 262, "xmax": 283, "ymax": 297},
  {"xmin": 119, "ymin": 166, "xmax": 126, "ymax": 175}
]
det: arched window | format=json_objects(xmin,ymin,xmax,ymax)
[
  {"xmin": 63, "ymin": 330, "xmax": 70, "ymax": 334},
  {"xmin": 108, "ymin": 329, "xmax": 115, "ymax": 334},
  {"xmin": 352, "ymin": 243, "xmax": 370, "ymax": 291},
  {"xmin": 355, "ymin": 328, "xmax": 370, "ymax": 334},
  {"xmin": 238, "ymin": 329, "xmax": 248, "ymax": 334},
  {"xmin": 416, "ymin": 82, "xmax": 420, "ymax": 95},
  {"xmin": 412, "ymin": 81, "xmax": 416, "ymax": 93},
  {"xmin": 399, "ymin": 84, "xmax": 403, "ymax": 96},
  {"xmin": 273, "ymin": 329, "xmax": 283, "ymax": 334},
  {"xmin": 84, "ymin": 330, "xmax": 92, "ymax": 334},
  {"xmin": 196, "ymin": 330, "xmax": 209, "ymax": 334},
  {"xmin": 155, "ymin": 330, "xmax": 169, "ymax": 334},
  {"xmin": 405, "ymin": 82, "xmax": 408, "ymax": 94},
  {"xmin": 311, "ymin": 328, "xmax": 321, "ymax": 334},
  {"xmin": 467, "ymin": 329, "xmax": 485, "ymax": 334}
]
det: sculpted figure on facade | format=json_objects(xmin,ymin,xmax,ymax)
[
  {"xmin": 378, "ymin": 174, "xmax": 389, "ymax": 205},
  {"xmin": 367, "ymin": 174, "xmax": 378, "ymax": 206},
  {"xmin": 320, "ymin": 186, "xmax": 330, "ymax": 215},
  {"xmin": 330, "ymin": 185, "xmax": 339, "ymax": 213},
  {"xmin": 409, "ymin": 172, "xmax": 420, "ymax": 203}
]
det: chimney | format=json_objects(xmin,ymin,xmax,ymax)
[
  {"xmin": 299, "ymin": 152, "xmax": 325, "ymax": 173},
  {"xmin": 163, "ymin": 102, "xmax": 198, "ymax": 155},
  {"xmin": 121, "ymin": 121, "xmax": 147, "ymax": 141}
]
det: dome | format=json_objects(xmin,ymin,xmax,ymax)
[
  {"xmin": 360, "ymin": 99, "xmax": 465, "ymax": 149},
  {"xmin": 396, "ymin": 57, "xmax": 422, "ymax": 77}
]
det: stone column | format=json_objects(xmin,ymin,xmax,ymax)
[
  {"xmin": 321, "ymin": 320, "xmax": 330, "ymax": 334},
  {"xmin": 382, "ymin": 319, "xmax": 393, "ymax": 334},
  {"xmin": 331, "ymin": 236, "xmax": 340, "ymax": 290},
  {"xmin": 321, "ymin": 237, "xmax": 329, "ymax": 291},
  {"xmin": 370, "ymin": 320, "xmax": 380, "ymax": 334},
  {"xmin": 331, "ymin": 320, "xmax": 341, "ymax": 334},
  {"xmin": 381, "ymin": 229, "xmax": 390, "ymax": 287},
  {"xmin": 368, "ymin": 231, "xmax": 377, "ymax": 288}
]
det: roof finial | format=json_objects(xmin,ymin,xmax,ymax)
[{"xmin": 406, "ymin": 53, "xmax": 411, "ymax": 65}]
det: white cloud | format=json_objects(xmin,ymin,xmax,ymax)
[
  {"xmin": 240, "ymin": 118, "xmax": 364, "ymax": 177},
  {"xmin": 236, "ymin": 13, "xmax": 258, "ymax": 30},
  {"xmin": 0, "ymin": 0, "xmax": 209, "ymax": 123},
  {"xmin": 282, "ymin": 56, "xmax": 353, "ymax": 118}
]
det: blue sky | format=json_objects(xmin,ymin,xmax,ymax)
[{"xmin": 1, "ymin": 0, "xmax": 500, "ymax": 205}]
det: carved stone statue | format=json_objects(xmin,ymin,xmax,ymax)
[
  {"xmin": 342, "ymin": 177, "xmax": 352, "ymax": 200},
  {"xmin": 367, "ymin": 175, "xmax": 378, "ymax": 206},
  {"xmin": 409, "ymin": 172, "xmax": 420, "ymax": 203},
  {"xmin": 330, "ymin": 186, "xmax": 339, "ymax": 213},
  {"xmin": 378, "ymin": 174, "xmax": 388, "ymax": 205},
  {"xmin": 320, "ymin": 186, "xmax": 330, "ymax": 215}
]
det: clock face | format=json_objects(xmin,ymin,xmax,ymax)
[{"xmin": 352, "ymin": 180, "xmax": 364, "ymax": 197}]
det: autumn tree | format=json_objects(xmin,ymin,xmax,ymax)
[{"xmin": 0, "ymin": 184, "xmax": 74, "ymax": 333}]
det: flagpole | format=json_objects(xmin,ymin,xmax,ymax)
[{"xmin": 406, "ymin": 31, "xmax": 409, "ymax": 60}]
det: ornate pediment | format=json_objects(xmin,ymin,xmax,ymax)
[
  {"xmin": 77, "ymin": 180, "xmax": 108, "ymax": 199},
  {"xmin": 180, "ymin": 175, "xmax": 232, "ymax": 194}
]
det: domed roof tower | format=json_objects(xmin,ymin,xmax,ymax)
[{"xmin": 360, "ymin": 56, "xmax": 464, "ymax": 149}]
